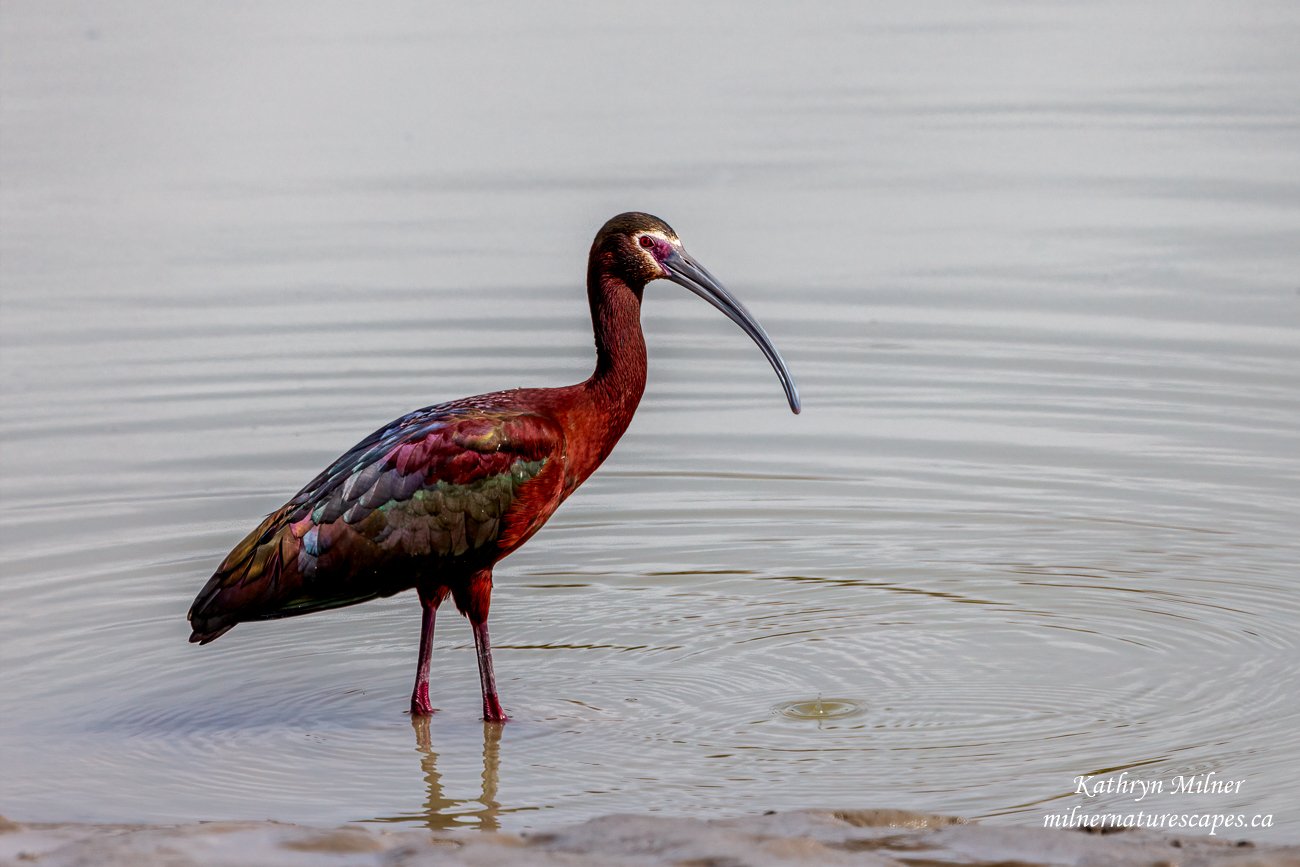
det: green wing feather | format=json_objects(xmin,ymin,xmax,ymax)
[{"xmin": 188, "ymin": 402, "xmax": 565, "ymax": 642}]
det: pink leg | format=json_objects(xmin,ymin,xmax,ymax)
[
  {"xmin": 455, "ymin": 570, "xmax": 508, "ymax": 722},
  {"xmin": 410, "ymin": 589, "xmax": 442, "ymax": 716},
  {"xmin": 472, "ymin": 615, "xmax": 507, "ymax": 723}
]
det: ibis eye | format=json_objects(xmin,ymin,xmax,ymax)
[{"xmin": 638, "ymin": 236, "xmax": 655, "ymax": 249}]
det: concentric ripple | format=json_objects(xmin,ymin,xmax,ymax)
[{"xmin": 775, "ymin": 699, "xmax": 866, "ymax": 721}]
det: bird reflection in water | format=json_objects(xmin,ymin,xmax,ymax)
[{"xmin": 370, "ymin": 717, "xmax": 507, "ymax": 831}]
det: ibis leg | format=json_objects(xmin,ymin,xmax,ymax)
[
  {"xmin": 457, "ymin": 569, "xmax": 507, "ymax": 722},
  {"xmin": 472, "ymin": 616, "xmax": 507, "ymax": 722},
  {"xmin": 411, "ymin": 587, "xmax": 443, "ymax": 716}
]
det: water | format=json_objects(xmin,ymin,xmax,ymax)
[{"xmin": 2, "ymin": 0, "xmax": 1298, "ymax": 842}]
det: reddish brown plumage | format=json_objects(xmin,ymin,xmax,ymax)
[{"xmin": 187, "ymin": 212, "xmax": 798, "ymax": 721}]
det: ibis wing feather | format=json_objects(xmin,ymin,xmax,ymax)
[{"xmin": 187, "ymin": 403, "xmax": 566, "ymax": 641}]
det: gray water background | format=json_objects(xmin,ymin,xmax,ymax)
[{"xmin": 2, "ymin": 0, "xmax": 1298, "ymax": 840}]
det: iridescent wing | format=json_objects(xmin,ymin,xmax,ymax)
[{"xmin": 188, "ymin": 405, "xmax": 565, "ymax": 641}]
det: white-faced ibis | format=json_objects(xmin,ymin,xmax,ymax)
[{"xmin": 188, "ymin": 212, "xmax": 800, "ymax": 721}]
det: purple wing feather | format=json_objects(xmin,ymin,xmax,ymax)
[{"xmin": 187, "ymin": 400, "xmax": 565, "ymax": 643}]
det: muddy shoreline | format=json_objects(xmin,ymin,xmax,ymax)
[{"xmin": 4, "ymin": 809, "xmax": 1298, "ymax": 866}]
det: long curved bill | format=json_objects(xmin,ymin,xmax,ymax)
[{"xmin": 661, "ymin": 248, "xmax": 801, "ymax": 414}]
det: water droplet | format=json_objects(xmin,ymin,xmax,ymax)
[{"xmin": 775, "ymin": 698, "xmax": 864, "ymax": 721}]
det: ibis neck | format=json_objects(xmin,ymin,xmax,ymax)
[
  {"xmin": 553, "ymin": 270, "xmax": 646, "ymax": 495},
  {"xmin": 588, "ymin": 272, "xmax": 648, "ymax": 402}
]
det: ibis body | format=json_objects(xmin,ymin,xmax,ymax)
[{"xmin": 187, "ymin": 212, "xmax": 799, "ymax": 721}]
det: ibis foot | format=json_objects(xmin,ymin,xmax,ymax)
[
  {"xmin": 482, "ymin": 694, "xmax": 508, "ymax": 723},
  {"xmin": 410, "ymin": 684, "xmax": 437, "ymax": 717}
]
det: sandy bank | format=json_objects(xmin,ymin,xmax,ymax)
[{"xmin": 3, "ymin": 809, "xmax": 1297, "ymax": 866}]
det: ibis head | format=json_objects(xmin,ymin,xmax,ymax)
[{"xmin": 592, "ymin": 212, "xmax": 801, "ymax": 414}]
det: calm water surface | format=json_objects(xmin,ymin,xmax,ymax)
[{"xmin": 2, "ymin": 0, "xmax": 1299, "ymax": 841}]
